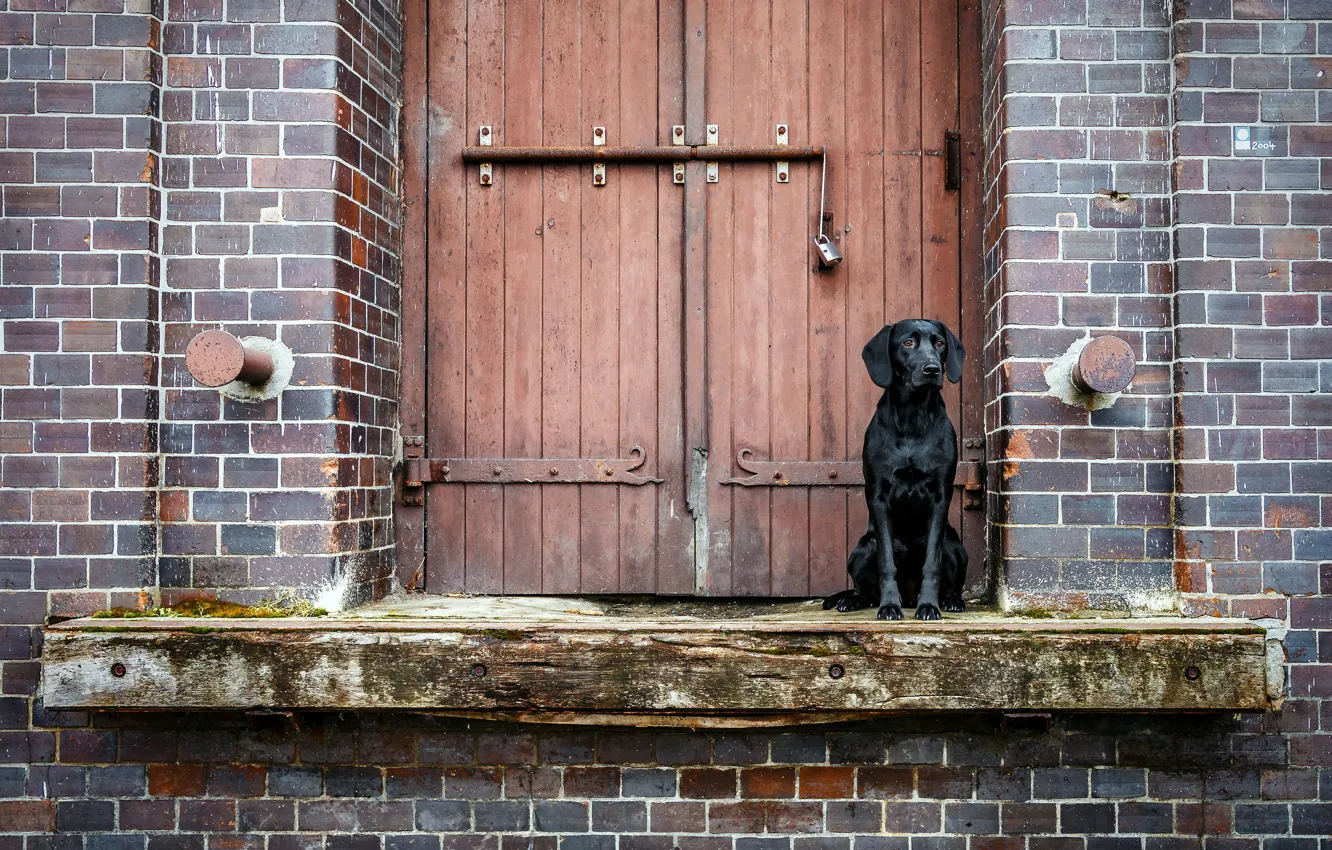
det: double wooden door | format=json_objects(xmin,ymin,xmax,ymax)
[{"xmin": 398, "ymin": 0, "xmax": 984, "ymax": 597}]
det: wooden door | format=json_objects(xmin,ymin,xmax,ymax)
[
  {"xmin": 401, "ymin": 0, "xmax": 983, "ymax": 597},
  {"xmin": 696, "ymin": 0, "xmax": 984, "ymax": 596}
]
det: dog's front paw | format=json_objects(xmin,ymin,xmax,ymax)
[
  {"xmin": 824, "ymin": 590, "xmax": 868, "ymax": 612},
  {"xmin": 876, "ymin": 604, "xmax": 903, "ymax": 621},
  {"xmin": 941, "ymin": 595, "xmax": 965, "ymax": 613},
  {"xmin": 835, "ymin": 593, "xmax": 872, "ymax": 612},
  {"xmin": 915, "ymin": 603, "xmax": 942, "ymax": 621}
]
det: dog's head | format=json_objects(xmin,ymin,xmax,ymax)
[{"xmin": 862, "ymin": 319, "xmax": 965, "ymax": 390}]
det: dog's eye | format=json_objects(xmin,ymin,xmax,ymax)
[
  {"xmin": 903, "ymin": 339, "xmax": 914, "ymax": 348},
  {"xmin": 934, "ymin": 340, "xmax": 945, "ymax": 350}
]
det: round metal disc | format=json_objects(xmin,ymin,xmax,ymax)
[
  {"xmin": 185, "ymin": 330, "xmax": 246, "ymax": 388},
  {"xmin": 1076, "ymin": 336, "xmax": 1136, "ymax": 394}
]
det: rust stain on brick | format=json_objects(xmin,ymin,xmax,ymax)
[
  {"xmin": 1265, "ymin": 504, "xmax": 1312, "ymax": 528},
  {"xmin": 148, "ymin": 764, "xmax": 207, "ymax": 797},
  {"xmin": 0, "ymin": 800, "xmax": 55, "ymax": 831},
  {"xmin": 1002, "ymin": 462, "xmax": 1020, "ymax": 481},
  {"xmin": 1005, "ymin": 431, "xmax": 1034, "ymax": 460},
  {"xmin": 139, "ymin": 154, "xmax": 156, "ymax": 183},
  {"xmin": 320, "ymin": 457, "xmax": 341, "ymax": 483}
]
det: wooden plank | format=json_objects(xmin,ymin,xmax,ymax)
[
  {"xmin": 919, "ymin": 0, "xmax": 965, "ymax": 576},
  {"xmin": 681, "ymin": 0, "xmax": 710, "ymax": 594},
  {"xmin": 957, "ymin": 0, "xmax": 987, "ymax": 594},
  {"xmin": 806, "ymin": 0, "xmax": 850, "ymax": 597},
  {"xmin": 397, "ymin": 0, "xmax": 430, "ymax": 590},
  {"xmin": 883, "ymin": 0, "xmax": 922, "ymax": 326},
  {"xmin": 619, "ymin": 0, "xmax": 666, "ymax": 592},
  {"xmin": 700, "ymin": 0, "xmax": 733, "ymax": 594},
  {"xmin": 500, "ymin": 0, "xmax": 544, "ymax": 593},
  {"xmin": 920, "ymin": 0, "xmax": 961, "ymax": 409},
  {"xmin": 423, "ymin": 0, "xmax": 482, "ymax": 591},
  {"xmin": 768, "ymin": 0, "xmax": 810, "ymax": 596},
  {"xmin": 843, "ymin": 0, "xmax": 888, "ymax": 568},
  {"xmin": 45, "ymin": 619, "xmax": 1274, "ymax": 713},
  {"xmin": 540, "ymin": 0, "xmax": 583, "ymax": 594},
  {"xmin": 579, "ymin": 0, "xmax": 622, "ymax": 592},
  {"xmin": 728, "ymin": 0, "xmax": 773, "ymax": 596},
  {"xmin": 456, "ymin": 0, "xmax": 505, "ymax": 594}
]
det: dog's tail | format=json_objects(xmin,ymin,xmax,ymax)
[{"xmin": 848, "ymin": 529, "xmax": 876, "ymax": 572}]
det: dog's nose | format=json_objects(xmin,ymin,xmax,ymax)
[{"xmin": 922, "ymin": 363, "xmax": 941, "ymax": 376}]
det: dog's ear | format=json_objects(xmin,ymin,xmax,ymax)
[
  {"xmin": 861, "ymin": 323, "xmax": 896, "ymax": 388},
  {"xmin": 936, "ymin": 321, "xmax": 966, "ymax": 384}
]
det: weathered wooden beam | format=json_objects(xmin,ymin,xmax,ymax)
[{"xmin": 43, "ymin": 617, "xmax": 1276, "ymax": 715}]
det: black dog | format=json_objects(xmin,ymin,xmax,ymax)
[{"xmin": 824, "ymin": 319, "xmax": 968, "ymax": 621}]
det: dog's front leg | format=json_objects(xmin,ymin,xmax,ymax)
[
  {"xmin": 869, "ymin": 495, "xmax": 903, "ymax": 620},
  {"xmin": 916, "ymin": 500, "xmax": 948, "ymax": 621}
]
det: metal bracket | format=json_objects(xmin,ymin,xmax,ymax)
[
  {"xmin": 705, "ymin": 124, "xmax": 719, "ymax": 183},
  {"xmin": 672, "ymin": 125, "xmax": 686, "ymax": 184},
  {"xmin": 775, "ymin": 123, "xmax": 789, "ymax": 183},
  {"xmin": 405, "ymin": 447, "xmax": 663, "ymax": 486},
  {"xmin": 402, "ymin": 435, "xmax": 426, "ymax": 506},
  {"xmin": 944, "ymin": 130, "xmax": 961, "ymax": 190},
  {"xmin": 959, "ymin": 436, "xmax": 985, "ymax": 511},
  {"xmin": 723, "ymin": 445, "xmax": 985, "ymax": 499},
  {"xmin": 478, "ymin": 126, "xmax": 493, "ymax": 186},
  {"xmin": 724, "ymin": 449, "xmax": 864, "ymax": 487},
  {"xmin": 592, "ymin": 126, "xmax": 607, "ymax": 186}
]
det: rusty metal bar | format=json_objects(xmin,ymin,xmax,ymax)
[
  {"xmin": 184, "ymin": 329, "xmax": 274, "ymax": 388},
  {"xmin": 461, "ymin": 144, "xmax": 824, "ymax": 163},
  {"xmin": 405, "ymin": 447, "xmax": 663, "ymax": 487},
  {"xmin": 1071, "ymin": 336, "xmax": 1136, "ymax": 395}
]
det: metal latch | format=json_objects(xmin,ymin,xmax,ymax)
[
  {"xmin": 956, "ymin": 436, "xmax": 984, "ymax": 510},
  {"xmin": 944, "ymin": 130, "xmax": 960, "ymax": 190},
  {"xmin": 402, "ymin": 436, "xmax": 426, "ymax": 506}
]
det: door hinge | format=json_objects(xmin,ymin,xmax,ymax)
[
  {"xmin": 402, "ymin": 436, "xmax": 425, "ymax": 506},
  {"xmin": 944, "ymin": 130, "xmax": 961, "ymax": 190},
  {"xmin": 956, "ymin": 436, "xmax": 984, "ymax": 511}
]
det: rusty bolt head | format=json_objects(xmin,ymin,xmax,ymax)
[
  {"xmin": 1072, "ymin": 335, "xmax": 1136, "ymax": 395},
  {"xmin": 773, "ymin": 471, "xmax": 783, "ymax": 480},
  {"xmin": 472, "ymin": 664, "xmax": 487, "ymax": 678},
  {"xmin": 549, "ymin": 467, "xmax": 559, "ymax": 476},
  {"xmin": 1184, "ymin": 665, "xmax": 1201, "ymax": 681},
  {"xmin": 594, "ymin": 127, "xmax": 604, "ymax": 137},
  {"xmin": 111, "ymin": 663, "xmax": 126, "ymax": 678},
  {"xmin": 777, "ymin": 124, "xmax": 788, "ymax": 134},
  {"xmin": 480, "ymin": 174, "xmax": 492, "ymax": 185},
  {"xmin": 828, "ymin": 664, "xmax": 844, "ymax": 679},
  {"xmin": 480, "ymin": 127, "xmax": 490, "ymax": 136},
  {"xmin": 493, "ymin": 466, "xmax": 503, "ymax": 476},
  {"xmin": 828, "ymin": 470, "xmax": 838, "ymax": 479}
]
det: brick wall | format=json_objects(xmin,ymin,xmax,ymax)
[
  {"xmin": 155, "ymin": 0, "xmax": 401, "ymax": 609},
  {"xmin": 0, "ymin": 0, "xmax": 402, "ymax": 621},
  {"xmin": 1171, "ymin": 0, "xmax": 1331, "ymax": 625},
  {"xmin": 985, "ymin": 0, "xmax": 1178, "ymax": 613},
  {"xmin": 0, "ymin": 0, "xmax": 164, "ymax": 622},
  {"xmin": 2, "ymin": 0, "xmax": 1330, "ymax": 846},
  {"xmin": 1, "ymin": 715, "xmax": 1330, "ymax": 844}
]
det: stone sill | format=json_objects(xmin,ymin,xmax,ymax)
[{"xmin": 42, "ymin": 597, "xmax": 1281, "ymax": 725}]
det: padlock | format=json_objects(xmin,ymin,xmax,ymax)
[{"xmin": 814, "ymin": 233, "xmax": 842, "ymax": 267}]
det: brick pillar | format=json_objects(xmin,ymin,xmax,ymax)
[
  {"xmin": 1171, "ymin": 0, "xmax": 1331, "ymax": 619},
  {"xmin": 0, "ymin": 1, "xmax": 163, "ymax": 621},
  {"xmin": 983, "ymin": 0, "xmax": 1177, "ymax": 612},
  {"xmin": 155, "ymin": 0, "xmax": 403, "ymax": 609}
]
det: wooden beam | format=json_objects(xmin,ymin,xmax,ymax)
[{"xmin": 44, "ymin": 616, "xmax": 1276, "ymax": 715}]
